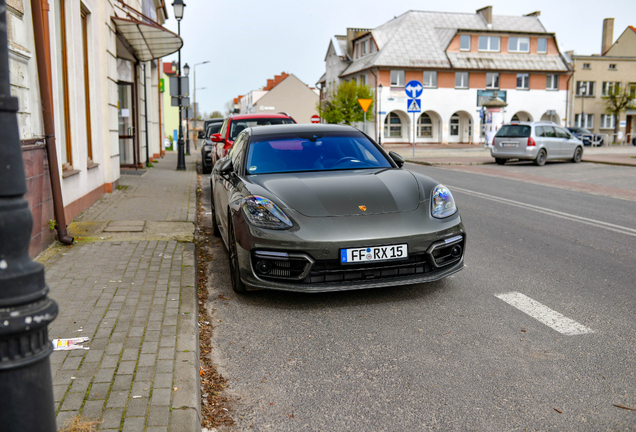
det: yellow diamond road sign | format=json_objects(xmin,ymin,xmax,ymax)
[{"xmin": 358, "ymin": 98, "xmax": 373, "ymax": 113}]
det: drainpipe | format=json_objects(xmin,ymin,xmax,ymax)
[
  {"xmin": 143, "ymin": 63, "xmax": 149, "ymax": 166},
  {"xmin": 31, "ymin": 0, "xmax": 73, "ymax": 245}
]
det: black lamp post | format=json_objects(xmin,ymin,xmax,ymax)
[
  {"xmin": 173, "ymin": 0, "xmax": 186, "ymax": 170},
  {"xmin": 183, "ymin": 63, "xmax": 190, "ymax": 155},
  {"xmin": 0, "ymin": 2, "xmax": 58, "ymax": 430}
]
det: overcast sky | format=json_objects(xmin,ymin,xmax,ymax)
[{"xmin": 161, "ymin": 0, "xmax": 635, "ymax": 115}]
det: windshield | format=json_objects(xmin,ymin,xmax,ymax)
[
  {"xmin": 245, "ymin": 131, "xmax": 392, "ymax": 175},
  {"xmin": 496, "ymin": 125, "xmax": 531, "ymax": 138},
  {"xmin": 230, "ymin": 118, "xmax": 295, "ymax": 141}
]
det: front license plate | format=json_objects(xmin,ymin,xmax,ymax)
[{"xmin": 340, "ymin": 244, "xmax": 408, "ymax": 264}]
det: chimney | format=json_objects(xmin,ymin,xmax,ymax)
[
  {"xmin": 477, "ymin": 6, "xmax": 493, "ymax": 25},
  {"xmin": 265, "ymin": 79, "xmax": 274, "ymax": 90},
  {"xmin": 602, "ymin": 18, "xmax": 614, "ymax": 55}
]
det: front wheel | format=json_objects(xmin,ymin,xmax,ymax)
[
  {"xmin": 227, "ymin": 217, "xmax": 247, "ymax": 294},
  {"xmin": 495, "ymin": 158, "xmax": 506, "ymax": 165},
  {"xmin": 534, "ymin": 149, "xmax": 547, "ymax": 166},
  {"xmin": 571, "ymin": 147, "xmax": 583, "ymax": 163}
]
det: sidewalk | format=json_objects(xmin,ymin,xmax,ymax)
[
  {"xmin": 37, "ymin": 152, "xmax": 200, "ymax": 431},
  {"xmin": 388, "ymin": 144, "xmax": 636, "ymax": 166}
]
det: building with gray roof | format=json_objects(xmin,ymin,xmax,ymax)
[{"xmin": 318, "ymin": 6, "xmax": 571, "ymax": 145}]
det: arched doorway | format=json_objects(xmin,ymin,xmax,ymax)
[
  {"xmin": 511, "ymin": 111, "xmax": 533, "ymax": 122},
  {"xmin": 384, "ymin": 111, "xmax": 409, "ymax": 142},
  {"xmin": 448, "ymin": 111, "xmax": 474, "ymax": 143},
  {"xmin": 540, "ymin": 111, "xmax": 560, "ymax": 124}
]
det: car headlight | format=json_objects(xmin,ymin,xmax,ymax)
[
  {"xmin": 431, "ymin": 185, "xmax": 457, "ymax": 218},
  {"xmin": 242, "ymin": 195, "xmax": 293, "ymax": 229}
]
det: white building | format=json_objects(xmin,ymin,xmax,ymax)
[{"xmin": 318, "ymin": 7, "xmax": 571, "ymax": 145}]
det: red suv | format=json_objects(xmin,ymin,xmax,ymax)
[{"xmin": 210, "ymin": 113, "xmax": 296, "ymax": 166}]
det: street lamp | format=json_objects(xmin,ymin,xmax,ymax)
[
  {"xmin": 579, "ymin": 82, "xmax": 587, "ymax": 128},
  {"xmin": 0, "ymin": 1, "xmax": 58, "ymax": 429},
  {"xmin": 193, "ymin": 61, "xmax": 209, "ymax": 150},
  {"xmin": 173, "ymin": 0, "xmax": 186, "ymax": 170},
  {"xmin": 378, "ymin": 84, "xmax": 383, "ymax": 145}
]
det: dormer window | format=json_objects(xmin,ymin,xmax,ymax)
[
  {"xmin": 537, "ymin": 38, "xmax": 548, "ymax": 54},
  {"xmin": 362, "ymin": 40, "xmax": 368, "ymax": 55},
  {"xmin": 478, "ymin": 36, "xmax": 500, "ymax": 52},
  {"xmin": 460, "ymin": 35, "xmax": 471, "ymax": 51},
  {"xmin": 509, "ymin": 37, "xmax": 530, "ymax": 53}
]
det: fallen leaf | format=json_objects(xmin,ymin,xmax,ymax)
[{"xmin": 554, "ymin": 408, "xmax": 562, "ymax": 414}]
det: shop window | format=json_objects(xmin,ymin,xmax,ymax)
[
  {"xmin": 385, "ymin": 112, "xmax": 402, "ymax": 138},
  {"xmin": 418, "ymin": 113, "xmax": 432, "ymax": 137}
]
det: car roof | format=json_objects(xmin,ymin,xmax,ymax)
[
  {"xmin": 503, "ymin": 121, "xmax": 559, "ymax": 127},
  {"xmin": 231, "ymin": 113, "xmax": 292, "ymax": 120},
  {"xmin": 249, "ymin": 123, "xmax": 359, "ymax": 136}
]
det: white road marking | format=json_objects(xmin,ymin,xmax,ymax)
[
  {"xmin": 495, "ymin": 292, "xmax": 593, "ymax": 335},
  {"xmin": 449, "ymin": 186, "xmax": 636, "ymax": 238}
]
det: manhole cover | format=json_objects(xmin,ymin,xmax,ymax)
[{"xmin": 103, "ymin": 220, "xmax": 146, "ymax": 232}]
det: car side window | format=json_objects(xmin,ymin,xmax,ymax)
[
  {"xmin": 230, "ymin": 133, "xmax": 247, "ymax": 173},
  {"xmin": 543, "ymin": 126, "xmax": 556, "ymax": 138},
  {"xmin": 535, "ymin": 126, "xmax": 545, "ymax": 137},
  {"xmin": 555, "ymin": 127, "xmax": 569, "ymax": 139}
]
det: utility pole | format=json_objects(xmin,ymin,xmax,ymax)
[{"xmin": 0, "ymin": 2, "xmax": 58, "ymax": 429}]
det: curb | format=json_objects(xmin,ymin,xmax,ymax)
[
  {"xmin": 170, "ymin": 242, "xmax": 201, "ymax": 430},
  {"xmin": 406, "ymin": 159, "xmax": 495, "ymax": 166},
  {"xmin": 581, "ymin": 159, "xmax": 636, "ymax": 168}
]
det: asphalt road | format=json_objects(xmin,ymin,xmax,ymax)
[{"xmin": 201, "ymin": 162, "xmax": 636, "ymax": 431}]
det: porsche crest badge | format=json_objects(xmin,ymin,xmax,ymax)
[{"xmin": 359, "ymin": 206, "xmax": 367, "ymax": 211}]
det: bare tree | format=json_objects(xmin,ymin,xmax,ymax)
[
  {"xmin": 224, "ymin": 100, "xmax": 234, "ymax": 116},
  {"xmin": 210, "ymin": 111, "xmax": 223, "ymax": 118}
]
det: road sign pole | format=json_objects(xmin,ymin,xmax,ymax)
[{"xmin": 413, "ymin": 111, "xmax": 415, "ymax": 158}]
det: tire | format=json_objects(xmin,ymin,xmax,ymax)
[
  {"xmin": 534, "ymin": 149, "xmax": 547, "ymax": 166},
  {"xmin": 495, "ymin": 158, "xmax": 506, "ymax": 165},
  {"xmin": 571, "ymin": 146, "xmax": 583, "ymax": 163},
  {"xmin": 596, "ymin": 138, "xmax": 604, "ymax": 147},
  {"xmin": 227, "ymin": 216, "xmax": 247, "ymax": 294}
]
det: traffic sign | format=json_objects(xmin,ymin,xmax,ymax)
[
  {"xmin": 357, "ymin": 98, "xmax": 373, "ymax": 113},
  {"xmin": 407, "ymin": 99, "xmax": 421, "ymax": 113},
  {"xmin": 310, "ymin": 114, "xmax": 320, "ymax": 124},
  {"xmin": 405, "ymin": 80, "xmax": 423, "ymax": 99}
]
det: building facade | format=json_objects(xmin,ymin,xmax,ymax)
[
  {"xmin": 237, "ymin": 72, "xmax": 319, "ymax": 123},
  {"xmin": 9, "ymin": 0, "xmax": 180, "ymax": 256},
  {"xmin": 568, "ymin": 20, "xmax": 636, "ymax": 143},
  {"xmin": 320, "ymin": 7, "xmax": 571, "ymax": 145}
]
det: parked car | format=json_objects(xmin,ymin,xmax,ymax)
[
  {"xmin": 211, "ymin": 113, "xmax": 296, "ymax": 164},
  {"xmin": 200, "ymin": 121, "xmax": 224, "ymax": 174},
  {"xmin": 566, "ymin": 127, "xmax": 604, "ymax": 146},
  {"xmin": 210, "ymin": 124, "xmax": 465, "ymax": 294},
  {"xmin": 491, "ymin": 122, "xmax": 583, "ymax": 166}
]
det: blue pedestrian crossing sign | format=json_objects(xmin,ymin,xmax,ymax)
[
  {"xmin": 405, "ymin": 80, "xmax": 423, "ymax": 98},
  {"xmin": 407, "ymin": 99, "xmax": 421, "ymax": 113}
]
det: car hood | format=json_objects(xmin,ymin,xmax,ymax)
[{"xmin": 248, "ymin": 169, "xmax": 421, "ymax": 217}]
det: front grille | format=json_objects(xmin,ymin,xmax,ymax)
[{"xmin": 304, "ymin": 253, "xmax": 432, "ymax": 284}]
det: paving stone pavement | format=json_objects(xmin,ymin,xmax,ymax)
[
  {"xmin": 39, "ymin": 153, "xmax": 200, "ymax": 431},
  {"xmin": 76, "ymin": 153, "xmax": 197, "ymax": 223}
]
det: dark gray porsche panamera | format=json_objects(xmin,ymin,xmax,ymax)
[{"xmin": 210, "ymin": 124, "xmax": 465, "ymax": 293}]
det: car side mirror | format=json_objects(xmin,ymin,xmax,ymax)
[
  {"xmin": 389, "ymin": 151, "xmax": 405, "ymax": 168},
  {"xmin": 218, "ymin": 158, "xmax": 233, "ymax": 175},
  {"xmin": 197, "ymin": 131, "xmax": 204, "ymax": 139},
  {"xmin": 210, "ymin": 133, "xmax": 223, "ymax": 143}
]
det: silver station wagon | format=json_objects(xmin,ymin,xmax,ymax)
[{"xmin": 491, "ymin": 122, "xmax": 584, "ymax": 166}]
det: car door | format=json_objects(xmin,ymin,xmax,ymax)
[
  {"xmin": 555, "ymin": 126, "xmax": 573, "ymax": 157},
  {"xmin": 541, "ymin": 126, "xmax": 558, "ymax": 158},
  {"xmin": 217, "ymin": 133, "xmax": 247, "ymax": 237}
]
